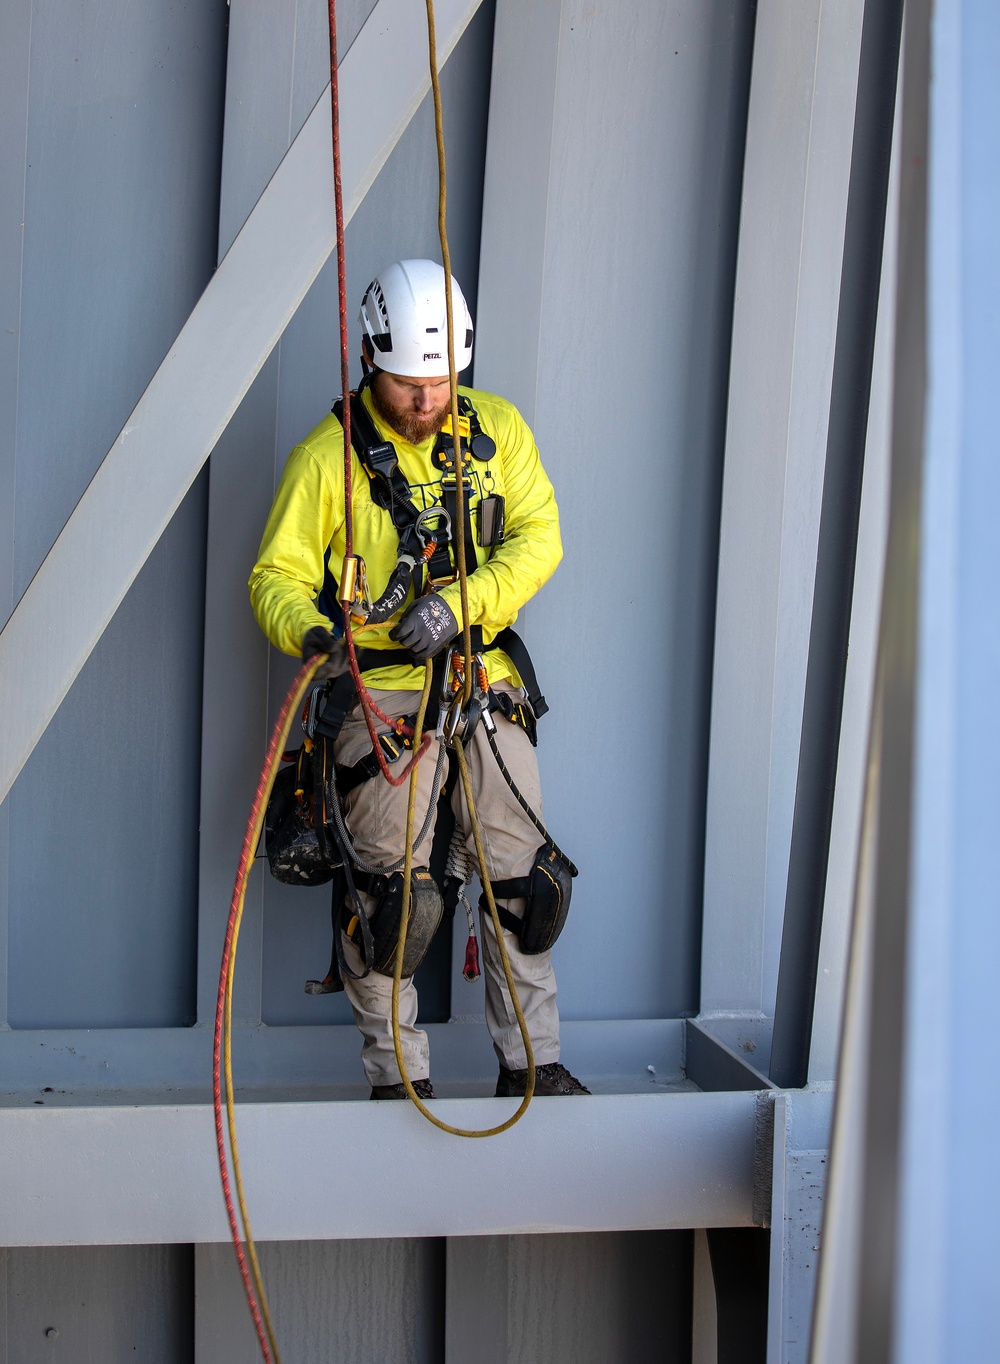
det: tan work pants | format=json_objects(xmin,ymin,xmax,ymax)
[{"xmin": 334, "ymin": 685, "xmax": 561, "ymax": 1086}]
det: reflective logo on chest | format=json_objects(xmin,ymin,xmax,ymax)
[{"xmin": 404, "ymin": 469, "xmax": 491, "ymax": 511}]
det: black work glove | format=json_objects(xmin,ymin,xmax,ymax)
[
  {"xmin": 301, "ymin": 625, "xmax": 349, "ymax": 681},
  {"xmin": 388, "ymin": 593, "xmax": 459, "ymax": 659}
]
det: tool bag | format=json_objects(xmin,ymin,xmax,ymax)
[{"xmin": 264, "ymin": 743, "xmax": 339, "ymax": 886}]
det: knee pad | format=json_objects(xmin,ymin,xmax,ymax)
[
  {"xmin": 482, "ymin": 843, "xmax": 576, "ymax": 954},
  {"xmin": 348, "ymin": 868, "xmax": 444, "ymax": 977}
]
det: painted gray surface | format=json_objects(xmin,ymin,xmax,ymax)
[
  {"xmin": 0, "ymin": 0, "xmax": 31, "ymax": 628},
  {"xmin": 444, "ymin": 1231, "xmax": 693, "ymax": 1364},
  {"xmin": 877, "ymin": 1, "xmax": 1000, "ymax": 1358},
  {"xmin": 808, "ymin": 699, "xmax": 878, "ymax": 1364},
  {"xmin": 0, "ymin": 1244, "xmax": 193, "ymax": 1364},
  {"xmin": 807, "ymin": 43, "xmax": 901, "ymax": 1087},
  {"xmin": 701, "ymin": 0, "xmax": 866, "ymax": 1016},
  {"xmin": 198, "ymin": 1230, "xmax": 694, "ymax": 1364},
  {"xmin": 685, "ymin": 1018, "xmax": 775, "ymax": 1093},
  {"xmin": 476, "ymin": 0, "xmax": 755, "ymax": 1023},
  {"xmin": 0, "ymin": 1091, "xmax": 761, "ymax": 1245},
  {"xmin": 692, "ymin": 1227, "xmax": 720, "ymax": 1364},
  {"xmin": 196, "ymin": 1239, "xmax": 443, "ymax": 1363},
  {"xmin": 0, "ymin": 1016, "xmax": 688, "ymax": 1100},
  {"xmin": 766, "ymin": 1091, "xmax": 832, "ymax": 1364},
  {"xmin": 0, "ymin": 0, "xmax": 227, "ymax": 1026}
]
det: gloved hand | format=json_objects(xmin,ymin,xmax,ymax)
[
  {"xmin": 301, "ymin": 625, "xmax": 349, "ymax": 681},
  {"xmin": 389, "ymin": 593, "xmax": 459, "ymax": 659}
]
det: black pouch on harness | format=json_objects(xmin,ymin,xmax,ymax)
[
  {"xmin": 349, "ymin": 868, "xmax": 444, "ymax": 977},
  {"xmin": 484, "ymin": 843, "xmax": 576, "ymax": 954},
  {"xmin": 264, "ymin": 745, "xmax": 339, "ymax": 886}
]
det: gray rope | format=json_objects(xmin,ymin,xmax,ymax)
[
  {"xmin": 445, "ymin": 822, "xmax": 477, "ymax": 933},
  {"xmin": 330, "ymin": 739, "xmax": 447, "ymax": 875}
]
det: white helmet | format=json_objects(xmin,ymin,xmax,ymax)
[{"xmin": 359, "ymin": 259, "xmax": 473, "ymax": 377}]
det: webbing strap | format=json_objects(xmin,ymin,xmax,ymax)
[
  {"xmin": 336, "ymin": 721, "xmax": 417, "ymax": 796},
  {"xmin": 313, "ymin": 630, "xmax": 543, "ymax": 743},
  {"xmin": 332, "ymin": 393, "xmax": 424, "ymax": 552},
  {"xmin": 332, "ymin": 388, "xmax": 488, "ymax": 592},
  {"xmin": 436, "ymin": 479, "xmax": 475, "ymax": 584},
  {"xmin": 490, "ymin": 628, "xmax": 548, "ymax": 718},
  {"xmin": 477, "ymin": 887, "xmax": 527, "ymax": 938}
]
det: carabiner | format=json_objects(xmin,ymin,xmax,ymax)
[{"xmin": 415, "ymin": 504, "xmax": 452, "ymax": 551}]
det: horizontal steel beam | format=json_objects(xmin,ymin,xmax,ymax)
[
  {"xmin": 0, "ymin": 0, "xmax": 483, "ymax": 805},
  {"xmin": 0, "ymin": 1090, "xmax": 764, "ymax": 1245}
]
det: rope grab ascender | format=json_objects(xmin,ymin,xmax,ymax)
[{"xmin": 212, "ymin": 3, "xmax": 577, "ymax": 1359}]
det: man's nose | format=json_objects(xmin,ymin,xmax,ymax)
[{"xmin": 412, "ymin": 387, "xmax": 437, "ymax": 412}]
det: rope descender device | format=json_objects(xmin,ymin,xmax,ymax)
[{"xmin": 437, "ymin": 648, "xmax": 489, "ymax": 748}]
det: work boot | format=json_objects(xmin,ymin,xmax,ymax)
[
  {"xmin": 496, "ymin": 1062, "xmax": 590, "ymax": 1097},
  {"xmin": 370, "ymin": 1078, "xmax": 436, "ymax": 1101}
]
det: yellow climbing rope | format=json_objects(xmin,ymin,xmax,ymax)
[
  {"xmin": 215, "ymin": 656, "xmax": 321, "ymax": 1364},
  {"xmin": 383, "ymin": 0, "xmax": 537, "ymax": 1136},
  {"xmin": 390, "ymin": 662, "xmax": 536, "ymax": 1136}
]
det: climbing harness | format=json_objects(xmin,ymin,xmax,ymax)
[
  {"xmin": 273, "ymin": 643, "xmax": 568, "ymax": 995},
  {"xmin": 324, "ymin": 382, "xmax": 502, "ymax": 626}
]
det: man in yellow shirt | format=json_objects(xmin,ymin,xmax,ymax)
[{"xmin": 251, "ymin": 259, "xmax": 587, "ymax": 1100}]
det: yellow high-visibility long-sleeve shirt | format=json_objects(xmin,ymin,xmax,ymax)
[{"xmin": 249, "ymin": 384, "xmax": 562, "ymax": 691}]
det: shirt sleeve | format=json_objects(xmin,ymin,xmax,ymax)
[
  {"xmin": 436, "ymin": 403, "xmax": 562, "ymax": 628},
  {"xmin": 248, "ymin": 443, "xmax": 343, "ymax": 657}
]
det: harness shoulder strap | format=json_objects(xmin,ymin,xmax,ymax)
[{"xmin": 332, "ymin": 393, "xmax": 423, "ymax": 541}]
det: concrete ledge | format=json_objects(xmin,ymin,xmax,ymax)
[{"xmin": 0, "ymin": 1090, "xmax": 763, "ymax": 1246}]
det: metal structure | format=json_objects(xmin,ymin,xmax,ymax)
[{"xmin": 1, "ymin": 0, "xmax": 996, "ymax": 1359}]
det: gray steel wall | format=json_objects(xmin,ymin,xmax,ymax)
[
  {"xmin": 1, "ymin": 1233, "xmax": 692, "ymax": 1363},
  {"xmin": 0, "ymin": 0, "xmax": 754, "ymax": 1054},
  {"xmin": 475, "ymin": 0, "xmax": 755, "ymax": 1024},
  {"xmin": 0, "ymin": 1245, "xmax": 194, "ymax": 1363},
  {"xmin": 0, "ymin": 0, "xmax": 754, "ymax": 1357},
  {"xmin": 196, "ymin": 1231, "xmax": 693, "ymax": 1364},
  {"xmin": 0, "ymin": 2, "xmax": 227, "ymax": 1029},
  {"xmin": 203, "ymin": 0, "xmax": 755, "ymax": 1037}
]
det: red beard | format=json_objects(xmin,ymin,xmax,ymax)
[{"xmin": 369, "ymin": 379, "xmax": 451, "ymax": 445}]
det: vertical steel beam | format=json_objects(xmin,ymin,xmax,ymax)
[
  {"xmin": 769, "ymin": 0, "xmax": 903, "ymax": 1090},
  {"xmin": 808, "ymin": 692, "xmax": 880, "ymax": 1363},
  {"xmin": 708, "ymin": 1227, "xmax": 770, "ymax": 1363},
  {"xmin": 893, "ymin": 0, "xmax": 1000, "ymax": 1358},
  {"xmin": 702, "ymin": 0, "xmax": 866, "ymax": 1015},
  {"xmin": 0, "ymin": 0, "xmax": 32, "ymax": 1031},
  {"xmin": 478, "ymin": 0, "xmax": 756, "ymax": 1022},
  {"xmin": 809, "ymin": 0, "xmax": 933, "ymax": 1356},
  {"xmin": 807, "ymin": 72, "xmax": 900, "ymax": 1083}
]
